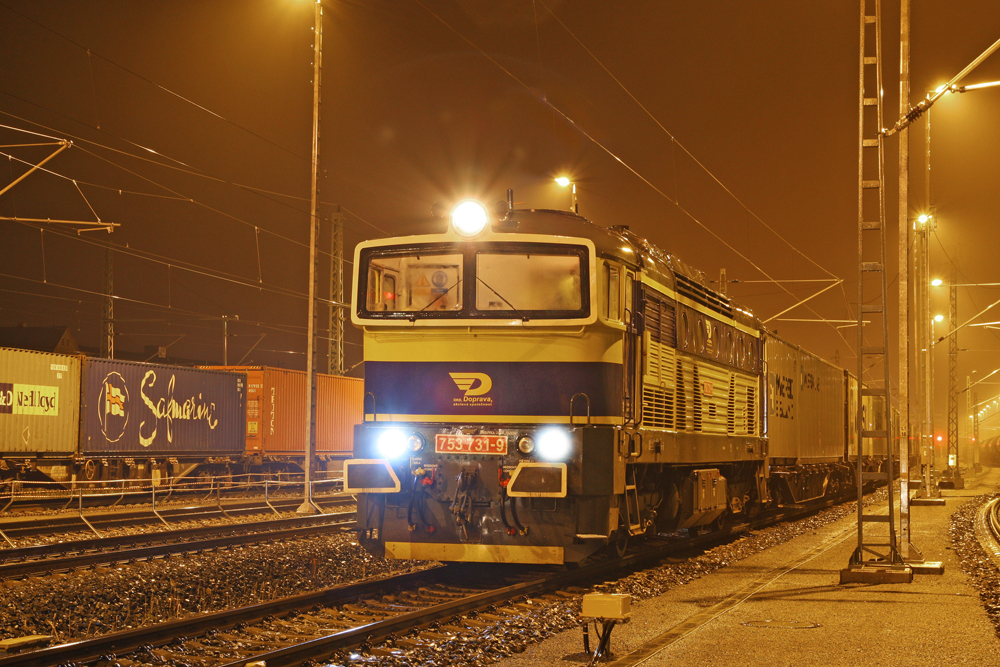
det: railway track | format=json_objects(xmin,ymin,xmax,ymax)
[
  {"xmin": 0, "ymin": 488, "xmax": 864, "ymax": 666},
  {"xmin": 0, "ymin": 511, "xmax": 355, "ymax": 579},
  {"xmin": 975, "ymin": 496, "xmax": 1000, "ymax": 570},
  {"xmin": 0, "ymin": 495, "xmax": 354, "ymax": 543}
]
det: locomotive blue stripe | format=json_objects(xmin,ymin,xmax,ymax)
[{"xmin": 365, "ymin": 361, "xmax": 623, "ymax": 418}]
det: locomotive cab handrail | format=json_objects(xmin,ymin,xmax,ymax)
[
  {"xmin": 570, "ymin": 393, "xmax": 592, "ymax": 426},
  {"xmin": 364, "ymin": 392, "xmax": 378, "ymax": 422}
]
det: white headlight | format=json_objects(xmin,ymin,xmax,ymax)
[
  {"xmin": 536, "ymin": 428, "xmax": 571, "ymax": 461},
  {"xmin": 377, "ymin": 429, "xmax": 408, "ymax": 460},
  {"xmin": 451, "ymin": 200, "xmax": 489, "ymax": 238}
]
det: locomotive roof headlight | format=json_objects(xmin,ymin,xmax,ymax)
[
  {"xmin": 517, "ymin": 435, "xmax": 535, "ymax": 456},
  {"xmin": 377, "ymin": 428, "xmax": 408, "ymax": 460},
  {"xmin": 407, "ymin": 433, "xmax": 426, "ymax": 453},
  {"xmin": 451, "ymin": 199, "xmax": 489, "ymax": 238},
  {"xmin": 536, "ymin": 428, "xmax": 571, "ymax": 461}
]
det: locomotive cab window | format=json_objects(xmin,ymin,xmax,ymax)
[
  {"xmin": 365, "ymin": 251, "xmax": 463, "ymax": 312},
  {"xmin": 358, "ymin": 242, "xmax": 591, "ymax": 320},
  {"xmin": 476, "ymin": 251, "xmax": 583, "ymax": 313},
  {"xmin": 603, "ymin": 263, "xmax": 621, "ymax": 321}
]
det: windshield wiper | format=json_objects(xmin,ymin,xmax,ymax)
[
  {"xmin": 477, "ymin": 276, "xmax": 530, "ymax": 322},
  {"xmin": 413, "ymin": 278, "xmax": 463, "ymax": 317}
]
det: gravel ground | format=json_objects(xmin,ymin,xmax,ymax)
[
  {"xmin": 0, "ymin": 487, "xmax": 905, "ymax": 663},
  {"xmin": 318, "ymin": 490, "xmax": 890, "ymax": 666},
  {"xmin": 950, "ymin": 489, "xmax": 1000, "ymax": 638},
  {"xmin": 0, "ymin": 532, "xmax": 422, "ymax": 644}
]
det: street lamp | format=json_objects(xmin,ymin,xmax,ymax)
[
  {"xmin": 555, "ymin": 177, "xmax": 577, "ymax": 214},
  {"xmin": 298, "ymin": 0, "xmax": 323, "ymax": 515}
]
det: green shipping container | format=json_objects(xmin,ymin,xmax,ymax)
[{"xmin": 0, "ymin": 347, "xmax": 80, "ymax": 455}]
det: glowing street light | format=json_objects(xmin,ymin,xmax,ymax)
[
  {"xmin": 931, "ymin": 278, "xmax": 943, "ymax": 287},
  {"xmin": 934, "ymin": 314, "xmax": 944, "ymax": 322},
  {"xmin": 555, "ymin": 177, "xmax": 577, "ymax": 214}
]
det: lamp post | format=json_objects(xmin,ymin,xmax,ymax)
[
  {"xmin": 555, "ymin": 177, "xmax": 577, "ymax": 214},
  {"xmin": 298, "ymin": 0, "xmax": 323, "ymax": 515}
]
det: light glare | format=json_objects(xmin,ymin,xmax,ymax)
[
  {"xmin": 555, "ymin": 177, "xmax": 571, "ymax": 187},
  {"xmin": 451, "ymin": 200, "xmax": 489, "ymax": 238},
  {"xmin": 377, "ymin": 429, "xmax": 408, "ymax": 459},
  {"xmin": 536, "ymin": 428, "xmax": 571, "ymax": 461}
]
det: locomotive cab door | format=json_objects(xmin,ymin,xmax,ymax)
[{"xmin": 623, "ymin": 271, "xmax": 644, "ymax": 426}]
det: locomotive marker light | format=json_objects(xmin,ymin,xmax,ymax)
[
  {"xmin": 517, "ymin": 435, "xmax": 536, "ymax": 456},
  {"xmin": 450, "ymin": 200, "xmax": 489, "ymax": 238},
  {"xmin": 536, "ymin": 427, "xmax": 571, "ymax": 461},
  {"xmin": 407, "ymin": 433, "xmax": 426, "ymax": 453}
]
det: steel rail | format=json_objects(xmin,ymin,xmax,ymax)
[
  {"xmin": 0, "ymin": 567, "xmax": 448, "ymax": 667},
  {"xmin": 0, "ymin": 496, "xmax": 354, "ymax": 540},
  {"xmin": 975, "ymin": 497, "xmax": 1000, "ymax": 570},
  {"xmin": 216, "ymin": 491, "xmax": 862, "ymax": 667},
  {"xmin": 0, "ymin": 486, "xmax": 867, "ymax": 666},
  {"xmin": 0, "ymin": 511, "xmax": 353, "ymax": 565},
  {"xmin": 0, "ymin": 515, "xmax": 353, "ymax": 580}
]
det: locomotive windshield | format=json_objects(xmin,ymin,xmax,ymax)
[{"xmin": 359, "ymin": 242, "xmax": 588, "ymax": 320}]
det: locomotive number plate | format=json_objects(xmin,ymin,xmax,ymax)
[{"xmin": 435, "ymin": 434, "xmax": 508, "ymax": 455}]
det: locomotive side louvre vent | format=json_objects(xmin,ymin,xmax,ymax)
[
  {"xmin": 642, "ymin": 386, "xmax": 675, "ymax": 430},
  {"xmin": 699, "ymin": 363, "xmax": 729, "ymax": 435},
  {"xmin": 727, "ymin": 374, "xmax": 736, "ymax": 433},
  {"xmin": 676, "ymin": 359, "xmax": 688, "ymax": 432},
  {"xmin": 675, "ymin": 274, "xmax": 733, "ymax": 318},
  {"xmin": 644, "ymin": 292, "xmax": 677, "ymax": 346},
  {"xmin": 747, "ymin": 385, "xmax": 756, "ymax": 435},
  {"xmin": 643, "ymin": 342, "xmax": 676, "ymax": 430},
  {"xmin": 692, "ymin": 364, "xmax": 703, "ymax": 432}
]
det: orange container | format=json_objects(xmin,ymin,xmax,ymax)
[{"xmin": 204, "ymin": 367, "xmax": 362, "ymax": 457}]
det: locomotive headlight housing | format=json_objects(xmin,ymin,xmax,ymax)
[
  {"xmin": 376, "ymin": 429, "xmax": 408, "ymax": 460},
  {"xmin": 517, "ymin": 435, "xmax": 535, "ymax": 456},
  {"xmin": 407, "ymin": 433, "xmax": 426, "ymax": 453},
  {"xmin": 536, "ymin": 428, "xmax": 572, "ymax": 461},
  {"xmin": 451, "ymin": 200, "xmax": 489, "ymax": 238}
]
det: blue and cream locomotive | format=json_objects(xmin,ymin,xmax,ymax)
[{"xmin": 344, "ymin": 196, "xmax": 774, "ymax": 564}]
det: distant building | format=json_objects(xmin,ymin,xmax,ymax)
[{"xmin": 0, "ymin": 325, "xmax": 80, "ymax": 354}]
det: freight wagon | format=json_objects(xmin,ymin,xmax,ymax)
[
  {"xmin": 0, "ymin": 348, "xmax": 247, "ymax": 484},
  {"xmin": 764, "ymin": 333, "xmax": 896, "ymax": 505},
  {"xmin": 79, "ymin": 358, "xmax": 247, "ymax": 482},
  {"xmin": 204, "ymin": 366, "xmax": 363, "ymax": 473}
]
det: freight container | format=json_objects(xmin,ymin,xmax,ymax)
[
  {"xmin": 764, "ymin": 334, "xmax": 798, "ymax": 464},
  {"xmin": 80, "ymin": 359, "xmax": 246, "ymax": 460},
  {"xmin": 317, "ymin": 373, "xmax": 364, "ymax": 456},
  {"xmin": 0, "ymin": 347, "xmax": 80, "ymax": 460},
  {"xmin": 765, "ymin": 334, "xmax": 847, "ymax": 464},
  {"xmin": 845, "ymin": 371, "xmax": 860, "ymax": 459},
  {"xmin": 797, "ymin": 351, "xmax": 846, "ymax": 463},
  {"xmin": 206, "ymin": 367, "xmax": 362, "ymax": 460}
]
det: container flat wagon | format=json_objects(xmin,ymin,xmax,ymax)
[{"xmin": 79, "ymin": 359, "xmax": 246, "ymax": 482}]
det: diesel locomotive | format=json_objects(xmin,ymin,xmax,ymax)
[{"xmin": 344, "ymin": 196, "xmax": 891, "ymax": 564}]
